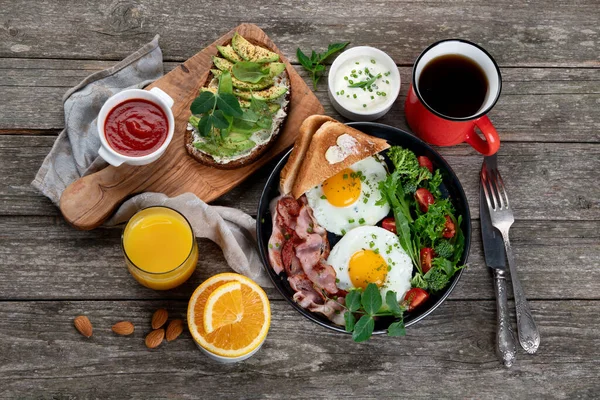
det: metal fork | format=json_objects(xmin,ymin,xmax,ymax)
[{"xmin": 481, "ymin": 163, "xmax": 540, "ymax": 354}]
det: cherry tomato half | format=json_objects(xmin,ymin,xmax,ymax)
[
  {"xmin": 415, "ymin": 188, "xmax": 435, "ymax": 213},
  {"xmin": 443, "ymin": 216, "xmax": 456, "ymax": 238},
  {"xmin": 403, "ymin": 288, "xmax": 430, "ymax": 312},
  {"xmin": 381, "ymin": 217, "xmax": 397, "ymax": 234},
  {"xmin": 418, "ymin": 156, "xmax": 434, "ymax": 173},
  {"xmin": 420, "ymin": 247, "xmax": 434, "ymax": 274}
]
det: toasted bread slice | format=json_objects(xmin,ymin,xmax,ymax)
[
  {"xmin": 290, "ymin": 120, "xmax": 390, "ymax": 198},
  {"xmin": 279, "ymin": 115, "xmax": 336, "ymax": 194}
]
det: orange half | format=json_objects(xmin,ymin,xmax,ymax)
[{"xmin": 187, "ymin": 273, "xmax": 271, "ymax": 358}]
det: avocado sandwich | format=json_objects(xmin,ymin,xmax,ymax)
[{"xmin": 186, "ymin": 32, "xmax": 291, "ymax": 169}]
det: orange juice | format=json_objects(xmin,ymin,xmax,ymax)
[{"xmin": 122, "ymin": 207, "xmax": 198, "ymax": 290}]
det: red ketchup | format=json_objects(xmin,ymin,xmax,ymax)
[{"xmin": 104, "ymin": 99, "xmax": 168, "ymax": 157}]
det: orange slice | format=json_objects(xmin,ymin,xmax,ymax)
[
  {"xmin": 204, "ymin": 281, "xmax": 244, "ymax": 333},
  {"xmin": 187, "ymin": 273, "xmax": 271, "ymax": 358}
]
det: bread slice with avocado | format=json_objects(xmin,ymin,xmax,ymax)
[{"xmin": 186, "ymin": 32, "xmax": 291, "ymax": 170}]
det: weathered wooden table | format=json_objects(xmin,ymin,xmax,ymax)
[{"xmin": 1, "ymin": 1, "xmax": 599, "ymax": 398}]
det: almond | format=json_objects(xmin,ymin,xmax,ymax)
[
  {"xmin": 74, "ymin": 315, "xmax": 93, "ymax": 338},
  {"xmin": 151, "ymin": 308, "xmax": 168, "ymax": 329},
  {"xmin": 165, "ymin": 319, "xmax": 184, "ymax": 342},
  {"xmin": 145, "ymin": 329, "xmax": 165, "ymax": 349},
  {"xmin": 112, "ymin": 321, "xmax": 135, "ymax": 336}
]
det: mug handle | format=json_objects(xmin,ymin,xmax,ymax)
[{"xmin": 464, "ymin": 116, "xmax": 501, "ymax": 156}]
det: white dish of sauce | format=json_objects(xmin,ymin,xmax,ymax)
[{"xmin": 328, "ymin": 46, "xmax": 400, "ymax": 121}]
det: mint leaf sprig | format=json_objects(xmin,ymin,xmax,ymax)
[
  {"xmin": 344, "ymin": 283, "xmax": 405, "ymax": 342},
  {"xmin": 190, "ymin": 71, "xmax": 243, "ymax": 144},
  {"xmin": 232, "ymin": 61, "xmax": 270, "ymax": 83},
  {"xmin": 297, "ymin": 42, "xmax": 350, "ymax": 89}
]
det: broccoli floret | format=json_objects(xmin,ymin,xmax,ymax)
[
  {"xmin": 388, "ymin": 147, "xmax": 420, "ymax": 175},
  {"xmin": 434, "ymin": 240, "xmax": 455, "ymax": 259},
  {"xmin": 387, "ymin": 146, "xmax": 432, "ymax": 193}
]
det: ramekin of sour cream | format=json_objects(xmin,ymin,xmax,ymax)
[{"xmin": 328, "ymin": 46, "xmax": 400, "ymax": 121}]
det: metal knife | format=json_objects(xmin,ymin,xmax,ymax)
[{"xmin": 480, "ymin": 154, "xmax": 517, "ymax": 367}]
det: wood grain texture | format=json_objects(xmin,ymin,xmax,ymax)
[
  {"xmin": 0, "ymin": 299, "xmax": 598, "ymax": 399},
  {"xmin": 1, "ymin": 59, "xmax": 598, "ymax": 143},
  {"xmin": 0, "ymin": 216, "xmax": 597, "ymax": 301},
  {"xmin": 0, "ymin": 0, "xmax": 599, "ymax": 67},
  {"xmin": 1, "ymin": 135, "xmax": 598, "ymax": 221},
  {"xmin": 58, "ymin": 23, "xmax": 324, "ymax": 230},
  {"xmin": 1, "ymin": 1, "xmax": 599, "ymax": 396}
]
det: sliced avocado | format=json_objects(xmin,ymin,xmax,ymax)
[
  {"xmin": 234, "ymin": 85, "xmax": 288, "ymax": 101},
  {"xmin": 227, "ymin": 132, "xmax": 253, "ymax": 142},
  {"xmin": 267, "ymin": 62, "xmax": 285, "ymax": 78},
  {"xmin": 217, "ymin": 45, "xmax": 243, "ymax": 63},
  {"xmin": 212, "ymin": 56, "xmax": 234, "ymax": 72},
  {"xmin": 215, "ymin": 57, "xmax": 284, "ymax": 79},
  {"xmin": 200, "ymin": 87, "xmax": 217, "ymax": 94},
  {"xmin": 238, "ymin": 98, "xmax": 252, "ymax": 108},
  {"xmin": 268, "ymin": 103, "xmax": 281, "ymax": 113},
  {"xmin": 231, "ymin": 32, "xmax": 280, "ymax": 63},
  {"xmin": 195, "ymin": 137, "xmax": 256, "ymax": 157},
  {"xmin": 211, "ymin": 69, "xmax": 274, "ymax": 91}
]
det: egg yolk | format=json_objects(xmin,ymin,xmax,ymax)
[
  {"xmin": 322, "ymin": 168, "xmax": 362, "ymax": 207},
  {"xmin": 348, "ymin": 249, "xmax": 388, "ymax": 290}
]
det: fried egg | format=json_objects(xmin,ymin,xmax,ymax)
[
  {"xmin": 327, "ymin": 226, "xmax": 412, "ymax": 300},
  {"xmin": 305, "ymin": 156, "xmax": 390, "ymax": 235}
]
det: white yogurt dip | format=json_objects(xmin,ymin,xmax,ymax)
[
  {"xmin": 327, "ymin": 46, "xmax": 401, "ymax": 121},
  {"xmin": 332, "ymin": 56, "xmax": 394, "ymax": 113}
]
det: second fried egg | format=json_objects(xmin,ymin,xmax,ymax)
[{"xmin": 305, "ymin": 156, "xmax": 390, "ymax": 235}]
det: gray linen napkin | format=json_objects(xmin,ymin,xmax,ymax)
[{"xmin": 31, "ymin": 35, "xmax": 270, "ymax": 287}]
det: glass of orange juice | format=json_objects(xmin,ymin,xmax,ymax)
[{"xmin": 122, "ymin": 206, "xmax": 198, "ymax": 290}]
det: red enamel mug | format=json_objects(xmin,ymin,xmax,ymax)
[{"xmin": 405, "ymin": 39, "xmax": 502, "ymax": 156}]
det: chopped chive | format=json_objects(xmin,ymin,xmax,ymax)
[
  {"xmin": 371, "ymin": 59, "xmax": 376, "ymax": 64},
  {"xmin": 359, "ymin": 218, "xmax": 365, "ymax": 224}
]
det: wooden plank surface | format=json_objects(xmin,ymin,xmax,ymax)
[
  {"xmin": 0, "ymin": 300, "xmax": 598, "ymax": 399},
  {"xmin": 1, "ymin": 60, "xmax": 599, "ymax": 143},
  {"xmin": 1, "ymin": 135, "xmax": 598, "ymax": 221},
  {"xmin": 1, "ymin": 0, "xmax": 599, "ymax": 397},
  {"xmin": 0, "ymin": 216, "xmax": 598, "ymax": 301},
  {"xmin": 0, "ymin": 0, "xmax": 598, "ymax": 67}
]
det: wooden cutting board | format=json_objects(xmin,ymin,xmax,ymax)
[{"xmin": 59, "ymin": 23, "xmax": 324, "ymax": 230}]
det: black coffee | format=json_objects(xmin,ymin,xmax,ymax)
[{"xmin": 418, "ymin": 54, "xmax": 488, "ymax": 118}]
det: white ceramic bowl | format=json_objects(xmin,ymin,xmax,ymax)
[
  {"xmin": 97, "ymin": 87, "xmax": 175, "ymax": 167},
  {"xmin": 328, "ymin": 46, "xmax": 401, "ymax": 122}
]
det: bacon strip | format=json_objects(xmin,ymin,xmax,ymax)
[{"xmin": 267, "ymin": 195, "xmax": 345, "ymax": 325}]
